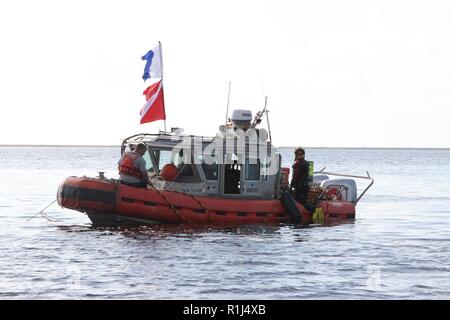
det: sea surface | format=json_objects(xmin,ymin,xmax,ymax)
[{"xmin": 0, "ymin": 146, "xmax": 449, "ymax": 299}]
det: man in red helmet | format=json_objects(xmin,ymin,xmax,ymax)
[{"xmin": 118, "ymin": 143, "xmax": 150, "ymax": 188}]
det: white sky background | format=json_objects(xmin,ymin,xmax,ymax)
[{"xmin": 0, "ymin": 0, "xmax": 449, "ymax": 147}]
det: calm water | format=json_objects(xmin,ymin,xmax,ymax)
[{"xmin": 0, "ymin": 146, "xmax": 449, "ymax": 299}]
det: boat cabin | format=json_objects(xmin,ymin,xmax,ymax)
[{"xmin": 120, "ymin": 129, "xmax": 281, "ymax": 199}]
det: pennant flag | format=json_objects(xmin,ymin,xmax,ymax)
[
  {"xmin": 140, "ymin": 80, "xmax": 166, "ymax": 124},
  {"xmin": 141, "ymin": 44, "xmax": 162, "ymax": 81}
]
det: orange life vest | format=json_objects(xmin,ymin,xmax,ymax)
[{"xmin": 118, "ymin": 152, "xmax": 144, "ymax": 180}]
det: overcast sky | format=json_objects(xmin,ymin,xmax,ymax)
[{"xmin": 1, "ymin": 0, "xmax": 449, "ymax": 147}]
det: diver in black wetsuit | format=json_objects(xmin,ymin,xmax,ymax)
[{"xmin": 290, "ymin": 147, "xmax": 309, "ymax": 205}]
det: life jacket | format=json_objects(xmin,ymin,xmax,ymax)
[
  {"xmin": 118, "ymin": 152, "xmax": 144, "ymax": 180},
  {"xmin": 308, "ymin": 161, "xmax": 314, "ymax": 182}
]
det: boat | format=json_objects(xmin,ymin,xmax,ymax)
[{"xmin": 57, "ymin": 109, "xmax": 374, "ymax": 227}]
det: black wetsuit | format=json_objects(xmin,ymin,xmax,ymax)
[{"xmin": 290, "ymin": 159, "xmax": 310, "ymax": 205}]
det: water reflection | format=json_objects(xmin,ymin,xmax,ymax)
[{"xmin": 58, "ymin": 223, "xmax": 287, "ymax": 239}]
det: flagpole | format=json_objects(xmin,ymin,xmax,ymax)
[
  {"xmin": 158, "ymin": 41, "xmax": 164, "ymax": 77},
  {"xmin": 158, "ymin": 41, "xmax": 167, "ymax": 133}
]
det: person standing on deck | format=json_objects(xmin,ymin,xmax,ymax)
[
  {"xmin": 118, "ymin": 143, "xmax": 150, "ymax": 188},
  {"xmin": 290, "ymin": 147, "xmax": 310, "ymax": 205}
]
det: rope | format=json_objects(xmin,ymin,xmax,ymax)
[
  {"xmin": 27, "ymin": 199, "xmax": 60, "ymax": 222},
  {"xmin": 189, "ymin": 194, "xmax": 212, "ymax": 223},
  {"xmin": 147, "ymin": 184, "xmax": 190, "ymax": 223},
  {"xmin": 153, "ymin": 164, "xmax": 213, "ymax": 222},
  {"xmin": 263, "ymin": 200, "xmax": 281, "ymax": 223},
  {"xmin": 170, "ymin": 190, "xmax": 212, "ymax": 223},
  {"xmin": 142, "ymin": 178, "xmax": 278, "ymax": 224},
  {"xmin": 169, "ymin": 188, "xmax": 279, "ymax": 224},
  {"xmin": 160, "ymin": 187, "xmax": 212, "ymax": 223}
]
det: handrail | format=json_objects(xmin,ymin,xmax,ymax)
[{"xmin": 314, "ymin": 167, "xmax": 374, "ymax": 205}]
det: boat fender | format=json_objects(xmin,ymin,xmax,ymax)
[
  {"xmin": 160, "ymin": 163, "xmax": 179, "ymax": 181},
  {"xmin": 280, "ymin": 190, "xmax": 303, "ymax": 224}
]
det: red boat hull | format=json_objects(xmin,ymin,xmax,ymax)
[{"xmin": 57, "ymin": 176, "xmax": 356, "ymax": 226}]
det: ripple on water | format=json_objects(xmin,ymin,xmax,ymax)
[{"xmin": 2, "ymin": 147, "xmax": 450, "ymax": 298}]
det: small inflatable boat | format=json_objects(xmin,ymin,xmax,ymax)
[
  {"xmin": 57, "ymin": 176, "xmax": 361, "ymax": 227},
  {"xmin": 57, "ymin": 110, "xmax": 373, "ymax": 227}
]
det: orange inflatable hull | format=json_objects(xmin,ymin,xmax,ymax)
[{"xmin": 57, "ymin": 176, "xmax": 356, "ymax": 227}]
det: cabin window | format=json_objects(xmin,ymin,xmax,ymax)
[
  {"xmin": 245, "ymin": 158, "xmax": 260, "ymax": 181},
  {"xmin": 173, "ymin": 149, "xmax": 194, "ymax": 177},
  {"xmin": 260, "ymin": 157, "xmax": 270, "ymax": 181},
  {"xmin": 142, "ymin": 150, "xmax": 155, "ymax": 172},
  {"xmin": 150, "ymin": 148, "xmax": 194, "ymax": 178},
  {"xmin": 145, "ymin": 147, "xmax": 201, "ymax": 183},
  {"xmin": 197, "ymin": 154, "xmax": 218, "ymax": 180},
  {"xmin": 152, "ymin": 149, "xmax": 173, "ymax": 172}
]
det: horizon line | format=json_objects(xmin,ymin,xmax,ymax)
[{"xmin": 1, "ymin": 144, "xmax": 450, "ymax": 150}]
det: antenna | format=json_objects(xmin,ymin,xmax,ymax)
[
  {"xmin": 260, "ymin": 74, "xmax": 266, "ymax": 97},
  {"xmin": 225, "ymin": 81, "xmax": 231, "ymax": 125},
  {"xmin": 251, "ymin": 95, "xmax": 267, "ymax": 128},
  {"xmin": 265, "ymin": 96, "xmax": 273, "ymax": 143},
  {"xmin": 251, "ymin": 96, "xmax": 272, "ymax": 142}
]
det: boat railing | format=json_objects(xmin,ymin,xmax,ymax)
[
  {"xmin": 122, "ymin": 132, "xmax": 217, "ymax": 143},
  {"xmin": 316, "ymin": 184, "xmax": 349, "ymax": 202},
  {"xmin": 314, "ymin": 167, "xmax": 374, "ymax": 205}
]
